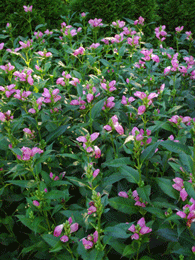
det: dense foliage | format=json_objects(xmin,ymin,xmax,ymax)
[
  {"xmin": 1, "ymin": 5, "xmax": 195, "ymax": 260},
  {"xmin": 0, "ymin": 0, "xmax": 68, "ymax": 38}
]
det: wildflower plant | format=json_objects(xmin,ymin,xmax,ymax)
[{"xmin": 1, "ymin": 4, "xmax": 195, "ymax": 260}]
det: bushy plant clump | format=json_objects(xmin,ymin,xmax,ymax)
[
  {"xmin": 68, "ymin": 0, "xmax": 159, "ymax": 38},
  {"xmin": 157, "ymin": 0, "xmax": 195, "ymax": 46},
  {"xmin": 0, "ymin": 0, "xmax": 69, "ymax": 38},
  {"xmin": 1, "ymin": 6, "xmax": 195, "ymax": 260}
]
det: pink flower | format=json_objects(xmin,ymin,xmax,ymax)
[
  {"xmin": 192, "ymin": 246, "xmax": 195, "ymax": 253},
  {"xmin": 70, "ymin": 223, "xmax": 79, "ymax": 233},
  {"xmin": 175, "ymin": 26, "xmax": 184, "ymax": 33},
  {"xmin": 88, "ymin": 206, "xmax": 97, "ymax": 215},
  {"xmin": 23, "ymin": 5, "xmax": 33, "ymax": 12},
  {"xmin": 60, "ymin": 235, "xmax": 69, "ymax": 242},
  {"xmin": 93, "ymin": 169, "xmax": 100, "ymax": 178},
  {"xmin": 104, "ymin": 125, "xmax": 112, "ymax": 131},
  {"xmin": 88, "ymin": 18, "xmax": 103, "ymax": 27},
  {"xmin": 180, "ymin": 188, "xmax": 188, "ymax": 201},
  {"xmin": 54, "ymin": 224, "xmax": 64, "ymax": 237},
  {"xmin": 81, "ymin": 12, "xmax": 86, "ymax": 17},
  {"xmin": 138, "ymin": 105, "xmax": 146, "ymax": 115},
  {"xmin": 82, "ymin": 238, "xmax": 93, "ymax": 249},
  {"xmin": 118, "ymin": 191, "xmax": 128, "ymax": 198},
  {"xmin": 176, "ymin": 211, "xmax": 186, "ymax": 218},
  {"xmin": 33, "ymin": 200, "xmax": 39, "ymax": 207},
  {"xmin": 114, "ymin": 122, "xmax": 124, "ymax": 135},
  {"xmin": 0, "ymin": 43, "xmax": 4, "ymax": 50},
  {"xmin": 94, "ymin": 146, "xmax": 101, "ymax": 158}
]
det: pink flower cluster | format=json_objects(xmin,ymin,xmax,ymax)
[
  {"xmin": 19, "ymin": 40, "xmax": 33, "ymax": 49},
  {"xmin": 118, "ymin": 190, "xmax": 147, "ymax": 207},
  {"xmin": 140, "ymin": 49, "xmax": 160, "ymax": 63},
  {"xmin": 134, "ymin": 16, "xmax": 145, "ymax": 26},
  {"xmin": 104, "ymin": 115, "xmax": 124, "ymax": 135},
  {"xmin": 70, "ymin": 97, "xmax": 86, "ymax": 109},
  {"xmin": 102, "ymin": 97, "xmax": 115, "ymax": 110},
  {"xmin": 0, "ymin": 84, "xmax": 16, "ymax": 98},
  {"xmin": 89, "ymin": 43, "xmax": 100, "ymax": 49},
  {"xmin": 127, "ymin": 35, "xmax": 140, "ymax": 47},
  {"xmin": 60, "ymin": 23, "xmax": 77, "ymax": 37},
  {"xmin": 34, "ymin": 31, "xmax": 43, "ymax": 39},
  {"xmin": 76, "ymin": 132, "xmax": 101, "ymax": 158},
  {"xmin": 101, "ymin": 80, "xmax": 116, "ymax": 92},
  {"xmin": 172, "ymin": 177, "xmax": 188, "ymax": 201},
  {"xmin": 0, "ymin": 62, "xmax": 15, "ymax": 73},
  {"xmin": 128, "ymin": 217, "xmax": 152, "ymax": 240},
  {"xmin": 23, "ymin": 128, "xmax": 35, "ymax": 138},
  {"xmin": 168, "ymin": 115, "xmax": 192, "ymax": 126},
  {"xmin": 134, "ymin": 91, "xmax": 158, "ymax": 114},
  {"xmin": 54, "ymin": 217, "xmax": 79, "ymax": 243},
  {"xmin": 155, "ymin": 25, "xmax": 167, "ymax": 42},
  {"xmin": 82, "ymin": 230, "xmax": 98, "ymax": 249},
  {"xmin": 17, "ymin": 146, "xmax": 43, "ymax": 161},
  {"xmin": 73, "ymin": 47, "xmax": 85, "ymax": 56},
  {"xmin": 88, "ymin": 18, "xmax": 103, "ymax": 27},
  {"xmin": 121, "ymin": 95, "xmax": 135, "ymax": 105},
  {"xmin": 131, "ymin": 127, "xmax": 152, "ymax": 145},
  {"xmin": 14, "ymin": 90, "xmax": 31, "ymax": 100},
  {"xmin": 37, "ymin": 51, "xmax": 52, "ymax": 57},
  {"xmin": 56, "ymin": 71, "xmax": 71, "ymax": 86},
  {"xmin": 186, "ymin": 31, "xmax": 193, "ymax": 41},
  {"xmin": 0, "ymin": 110, "xmax": 13, "ymax": 122},
  {"xmin": 49, "ymin": 172, "xmax": 65, "ymax": 181},
  {"xmin": 175, "ymin": 26, "xmax": 184, "ymax": 33},
  {"xmin": 23, "ymin": 5, "xmax": 33, "ymax": 12},
  {"xmin": 112, "ymin": 20, "xmax": 125, "ymax": 28},
  {"xmin": 13, "ymin": 69, "xmax": 34, "ymax": 85},
  {"xmin": 176, "ymin": 198, "xmax": 195, "ymax": 227}
]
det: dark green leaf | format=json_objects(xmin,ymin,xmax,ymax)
[
  {"xmin": 137, "ymin": 185, "xmax": 151, "ymax": 204},
  {"xmin": 156, "ymin": 178, "xmax": 178, "ymax": 199},
  {"xmin": 109, "ymin": 197, "xmax": 138, "ymax": 214},
  {"xmin": 91, "ymin": 98, "xmax": 105, "ymax": 119},
  {"xmin": 102, "ymin": 157, "xmax": 131, "ymax": 168},
  {"xmin": 160, "ymin": 140, "xmax": 191, "ymax": 155},
  {"xmin": 120, "ymin": 165, "xmax": 140, "ymax": 184}
]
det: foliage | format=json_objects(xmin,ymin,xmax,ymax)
[{"xmin": 0, "ymin": 0, "xmax": 69, "ymax": 38}]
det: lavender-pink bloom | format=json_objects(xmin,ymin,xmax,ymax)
[
  {"xmin": 118, "ymin": 191, "xmax": 128, "ymax": 198},
  {"xmin": 33, "ymin": 200, "xmax": 40, "ymax": 207},
  {"xmin": 54, "ymin": 224, "xmax": 64, "ymax": 237},
  {"xmin": 70, "ymin": 223, "xmax": 79, "ymax": 233},
  {"xmin": 60, "ymin": 235, "xmax": 69, "ymax": 242}
]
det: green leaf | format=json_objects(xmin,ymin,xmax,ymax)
[
  {"xmin": 140, "ymin": 257, "xmax": 155, "ymax": 260},
  {"xmin": 49, "ymin": 241, "xmax": 63, "ymax": 253},
  {"xmin": 46, "ymin": 124, "xmax": 69, "ymax": 143},
  {"xmin": 140, "ymin": 142, "xmax": 159, "ymax": 163},
  {"xmin": 179, "ymin": 153, "xmax": 193, "ymax": 173},
  {"xmin": 120, "ymin": 165, "xmax": 140, "ymax": 184},
  {"xmin": 168, "ymin": 105, "xmax": 184, "ymax": 114},
  {"xmin": 102, "ymin": 157, "xmax": 131, "ymax": 168},
  {"xmin": 156, "ymin": 228, "xmax": 178, "ymax": 242},
  {"xmin": 35, "ymin": 23, "xmax": 47, "ymax": 31},
  {"xmin": 109, "ymin": 197, "xmax": 138, "ymax": 214},
  {"xmin": 144, "ymin": 207, "xmax": 165, "ymax": 219},
  {"xmin": 100, "ymin": 59, "xmax": 113, "ymax": 68},
  {"xmin": 6, "ymin": 180, "xmax": 37, "ymax": 188},
  {"xmin": 156, "ymin": 178, "xmax": 178, "ymax": 199},
  {"xmin": 160, "ymin": 140, "xmax": 191, "ymax": 155},
  {"xmin": 123, "ymin": 245, "xmax": 137, "ymax": 257},
  {"xmin": 59, "ymin": 153, "xmax": 80, "ymax": 160},
  {"xmin": 91, "ymin": 98, "xmax": 105, "ymax": 119},
  {"xmin": 136, "ymin": 185, "xmax": 151, "ymax": 204},
  {"xmin": 184, "ymin": 182, "xmax": 195, "ymax": 199},
  {"xmin": 42, "ymin": 234, "xmax": 59, "ymax": 247},
  {"xmin": 119, "ymin": 45, "xmax": 126, "ymax": 56},
  {"xmin": 104, "ymin": 223, "xmax": 132, "ymax": 239},
  {"xmin": 45, "ymin": 190, "xmax": 67, "ymax": 200}
]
